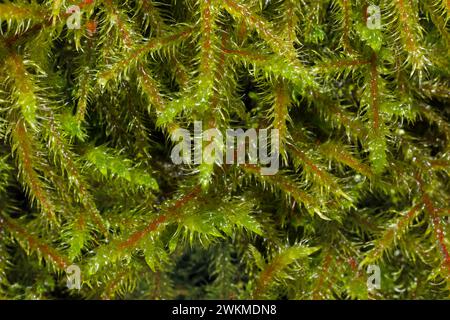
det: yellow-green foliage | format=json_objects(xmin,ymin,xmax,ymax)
[{"xmin": 0, "ymin": 0, "xmax": 449, "ymax": 299}]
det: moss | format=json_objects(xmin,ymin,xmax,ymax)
[{"xmin": 0, "ymin": 0, "xmax": 449, "ymax": 299}]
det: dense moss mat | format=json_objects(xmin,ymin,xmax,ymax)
[{"xmin": 0, "ymin": 0, "xmax": 449, "ymax": 299}]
